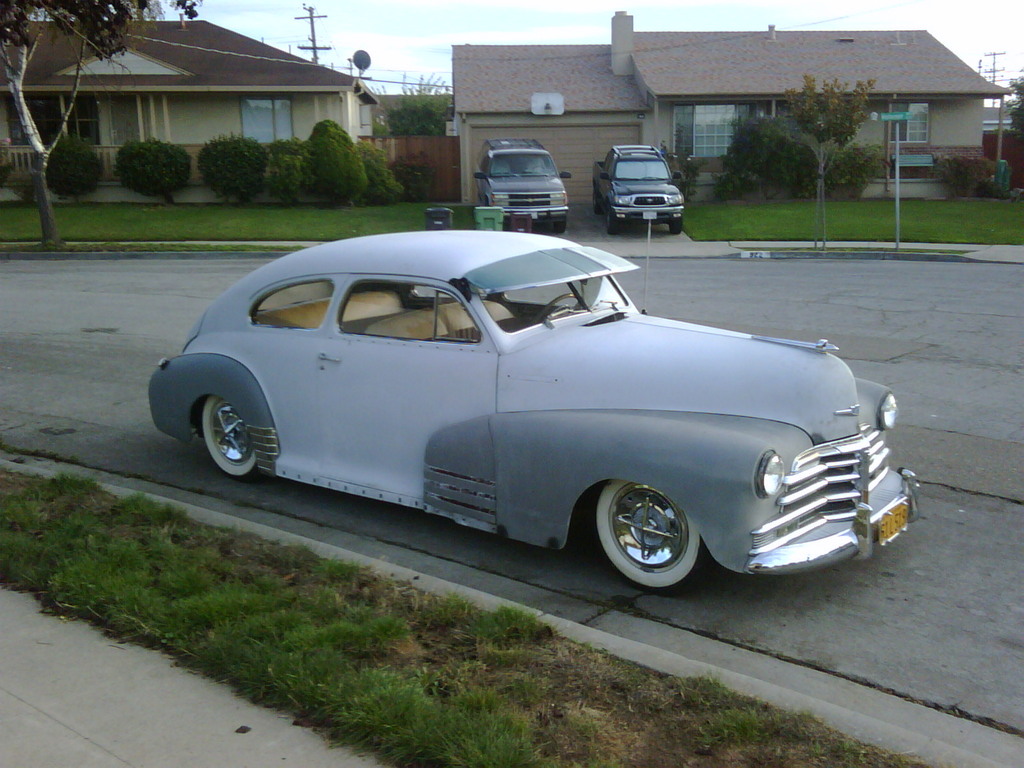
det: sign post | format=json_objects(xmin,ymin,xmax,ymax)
[{"xmin": 881, "ymin": 111, "xmax": 911, "ymax": 251}]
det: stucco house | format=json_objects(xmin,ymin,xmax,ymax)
[
  {"xmin": 2, "ymin": 20, "xmax": 376, "ymax": 201},
  {"xmin": 453, "ymin": 12, "xmax": 1007, "ymax": 201}
]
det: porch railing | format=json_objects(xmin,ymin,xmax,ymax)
[{"xmin": 3, "ymin": 144, "xmax": 205, "ymax": 185}]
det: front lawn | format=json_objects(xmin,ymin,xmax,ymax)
[
  {"xmin": 684, "ymin": 199, "xmax": 1024, "ymax": 244},
  {"xmin": 0, "ymin": 202, "xmax": 475, "ymax": 243}
]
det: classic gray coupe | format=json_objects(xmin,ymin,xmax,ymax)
[{"xmin": 149, "ymin": 230, "xmax": 919, "ymax": 590}]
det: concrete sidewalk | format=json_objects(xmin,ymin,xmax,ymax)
[
  {"xmin": 0, "ymin": 589, "xmax": 382, "ymax": 768},
  {"xmin": 2, "ymin": 456, "xmax": 1024, "ymax": 768}
]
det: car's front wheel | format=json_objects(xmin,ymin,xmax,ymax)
[
  {"xmin": 595, "ymin": 480, "xmax": 705, "ymax": 589},
  {"xmin": 201, "ymin": 395, "xmax": 259, "ymax": 479}
]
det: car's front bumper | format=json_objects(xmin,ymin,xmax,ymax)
[
  {"xmin": 502, "ymin": 205, "xmax": 569, "ymax": 221},
  {"xmin": 609, "ymin": 205, "xmax": 683, "ymax": 221},
  {"xmin": 744, "ymin": 467, "xmax": 920, "ymax": 574}
]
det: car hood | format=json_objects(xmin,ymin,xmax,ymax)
[
  {"xmin": 496, "ymin": 314, "xmax": 862, "ymax": 443},
  {"xmin": 610, "ymin": 180, "xmax": 678, "ymax": 196}
]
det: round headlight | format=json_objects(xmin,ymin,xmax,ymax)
[
  {"xmin": 878, "ymin": 392, "xmax": 898, "ymax": 430},
  {"xmin": 756, "ymin": 451, "xmax": 785, "ymax": 498}
]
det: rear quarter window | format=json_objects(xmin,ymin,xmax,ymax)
[{"xmin": 251, "ymin": 280, "xmax": 334, "ymax": 329}]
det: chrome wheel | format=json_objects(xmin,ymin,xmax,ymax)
[
  {"xmin": 595, "ymin": 481, "xmax": 703, "ymax": 589},
  {"xmin": 201, "ymin": 396, "xmax": 257, "ymax": 478}
]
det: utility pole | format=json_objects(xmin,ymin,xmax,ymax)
[
  {"xmin": 984, "ymin": 52, "xmax": 1006, "ymax": 165},
  {"xmin": 296, "ymin": 5, "xmax": 330, "ymax": 65}
]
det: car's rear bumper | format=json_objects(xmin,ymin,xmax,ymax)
[{"xmin": 744, "ymin": 467, "xmax": 920, "ymax": 574}]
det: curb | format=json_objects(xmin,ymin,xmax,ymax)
[{"xmin": 2, "ymin": 455, "xmax": 1022, "ymax": 768}]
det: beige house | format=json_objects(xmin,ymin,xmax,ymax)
[
  {"xmin": 453, "ymin": 12, "xmax": 1007, "ymax": 201},
  {"xmin": 2, "ymin": 20, "xmax": 376, "ymax": 201}
]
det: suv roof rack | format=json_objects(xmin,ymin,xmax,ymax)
[
  {"xmin": 611, "ymin": 145, "xmax": 661, "ymax": 157},
  {"xmin": 484, "ymin": 138, "xmax": 546, "ymax": 151}
]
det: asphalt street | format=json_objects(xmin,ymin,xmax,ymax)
[{"xmin": 1, "ymin": 249, "xmax": 1022, "ymax": 738}]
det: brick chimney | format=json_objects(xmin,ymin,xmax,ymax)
[{"xmin": 611, "ymin": 11, "xmax": 634, "ymax": 75}]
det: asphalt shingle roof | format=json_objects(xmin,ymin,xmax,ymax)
[
  {"xmin": 453, "ymin": 44, "xmax": 646, "ymax": 113},
  {"xmin": 17, "ymin": 21, "xmax": 357, "ymax": 90},
  {"xmin": 453, "ymin": 28, "xmax": 1005, "ymax": 113}
]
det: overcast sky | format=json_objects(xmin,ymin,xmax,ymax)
[{"xmin": 190, "ymin": 0, "xmax": 1022, "ymax": 95}]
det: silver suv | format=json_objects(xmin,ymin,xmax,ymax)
[{"xmin": 474, "ymin": 139, "xmax": 570, "ymax": 233}]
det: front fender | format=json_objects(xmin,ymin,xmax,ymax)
[
  {"xmin": 487, "ymin": 410, "xmax": 812, "ymax": 572},
  {"xmin": 149, "ymin": 353, "xmax": 275, "ymax": 443}
]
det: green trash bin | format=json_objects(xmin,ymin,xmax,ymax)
[
  {"xmin": 474, "ymin": 206, "xmax": 504, "ymax": 231},
  {"xmin": 994, "ymin": 160, "xmax": 1010, "ymax": 192}
]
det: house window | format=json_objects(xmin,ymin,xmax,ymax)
[
  {"xmin": 241, "ymin": 98, "xmax": 292, "ymax": 142},
  {"xmin": 892, "ymin": 102, "xmax": 928, "ymax": 143},
  {"xmin": 673, "ymin": 104, "xmax": 754, "ymax": 157},
  {"xmin": 5, "ymin": 95, "xmax": 99, "ymax": 145}
]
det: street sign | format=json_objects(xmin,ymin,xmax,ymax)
[{"xmin": 881, "ymin": 111, "xmax": 911, "ymax": 121}]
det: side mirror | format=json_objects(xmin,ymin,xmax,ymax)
[
  {"xmin": 672, "ymin": 171, "xmax": 682, "ymax": 180},
  {"xmin": 560, "ymin": 171, "xmax": 572, "ymax": 179},
  {"xmin": 599, "ymin": 171, "xmax": 610, "ymax": 180},
  {"xmin": 474, "ymin": 171, "xmax": 486, "ymax": 179}
]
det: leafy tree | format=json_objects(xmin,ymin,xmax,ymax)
[
  {"xmin": 45, "ymin": 133, "xmax": 100, "ymax": 197},
  {"xmin": 0, "ymin": 0, "xmax": 201, "ymax": 245},
  {"xmin": 1009, "ymin": 78, "xmax": 1023, "ymax": 140},
  {"xmin": 784, "ymin": 75, "xmax": 874, "ymax": 248},
  {"xmin": 115, "ymin": 138, "xmax": 191, "ymax": 203},
  {"xmin": 385, "ymin": 79, "xmax": 451, "ymax": 136},
  {"xmin": 198, "ymin": 135, "xmax": 268, "ymax": 203},
  {"xmin": 306, "ymin": 120, "xmax": 367, "ymax": 205},
  {"xmin": 714, "ymin": 116, "xmax": 816, "ymax": 200}
]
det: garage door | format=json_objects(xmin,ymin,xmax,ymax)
[{"xmin": 474, "ymin": 124, "xmax": 642, "ymax": 204}]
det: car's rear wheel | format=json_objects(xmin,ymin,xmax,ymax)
[
  {"xmin": 595, "ymin": 480, "xmax": 705, "ymax": 589},
  {"xmin": 201, "ymin": 395, "xmax": 259, "ymax": 479}
]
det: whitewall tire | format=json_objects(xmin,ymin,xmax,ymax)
[
  {"xmin": 595, "ymin": 480, "xmax": 704, "ymax": 589},
  {"xmin": 201, "ymin": 396, "xmax": 258, "ymax": 479}
]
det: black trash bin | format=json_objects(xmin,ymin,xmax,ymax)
[{"xmin": 425, "ymin": 207, "xmax": 453, "ymax": 230}]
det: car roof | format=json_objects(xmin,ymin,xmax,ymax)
[{"xmin": 234, "ymin": 231, "xmax": 635, "ymax": 294}]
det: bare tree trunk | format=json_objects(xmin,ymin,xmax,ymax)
[{"xmin": 30, "ymin": 153, "xmax": 62, "ymax": 245}]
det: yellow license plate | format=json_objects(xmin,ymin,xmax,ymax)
[{"xmin": 878, "ymin": 502, "xmax": 909, "ymax": 544}]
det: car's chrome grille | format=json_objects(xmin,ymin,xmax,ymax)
[
  {"xmin": 751, "ymin": 424, "xmax": 890, "ymax": 551},
  {"xmin": 632, "ymin": 195, "xmax": 669, "ymax": 206},
  {"xmin": 508, "ymin": 193, "xmax": 555, "ymax": 206}
]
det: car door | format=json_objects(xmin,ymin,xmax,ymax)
[{"xmin": 315, "ymin": 278, "xmax": 499, "ymax": 501}]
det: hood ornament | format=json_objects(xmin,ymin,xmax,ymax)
[
  {"xmin": 751, "ymin": 335, "xmax": 839, "ymax": 354},
  {"xmin": 834, "ymin": 403, "xmax": 861, "ymax": 417}
]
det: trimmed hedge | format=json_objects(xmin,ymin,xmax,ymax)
[
  {"xmin": 46, "ymin": 135, "xmax": 101, "ymax": 198},
  {"xmin": 116, "ymin": 139, "xmax": 192, "ymax": 203},
  {"xmin": 198, "ymin": 135, "xmax": 268, "ymax": 203}
]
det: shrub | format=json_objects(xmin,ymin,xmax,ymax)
[
  {"xmin": 46, "ymin": 135, "xmax": 101, "ymax": 198},
  {"xmin": 354, "ymin": 142, "xmax": 403, "ymax": 205},
  {"xmin": 714, "ymin": 117, "xmax": 815, "ymax": 200},
  {"xmin": 935, "ymin": 155, "xmax": 995, "ymax": 198},
  {"xmin": 390, "ymin": 154, "xmax": 434, "ymax": 202},
  {"xmin": 669, "ymin": 155, "xmax": 706, "ymax": 200},
  {"xmin": 826, "ymin": 143, "xmax": 884, "ymax": 200},
  {"xmin": 198, "ymin": 134, "xmax": 268, "ymax": 202},
  {"xmin": 306, "ymin": 120, "xmax": 367, "ymax": 205},
  {"xmin": 265, "ymin": 138, "xmax": 310, "ymax": 204},
  {"xmin": 0, "ymin": 138, "xmax": 13, "ymax": 188},
  {"xmin": 115, "ymin": 139, "xmax": 192, "ymax": 203}
]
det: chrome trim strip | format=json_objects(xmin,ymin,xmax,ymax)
[{"xmin": 248, "ymin": 425, "xmax": 280, "ymax": 476}]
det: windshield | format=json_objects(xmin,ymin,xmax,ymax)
[
  {"xmin": 489, "ymin": 153, "xmax": 557, "ymax": 177},
  {"xmin": 615, "ymin": 158, "xmax": 671, "ymax": 181},
  {"xmin": 481, "ymin": 276, "xmax": 630, "ymax": 334}
]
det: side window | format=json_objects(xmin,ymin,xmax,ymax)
[
  {"xmin": 251, "ymin": 280, "xmax": 333, "ymax": 329},
  {"xmin": 339, "ymin": 281, "xmax": 481, "ymax": 343}
]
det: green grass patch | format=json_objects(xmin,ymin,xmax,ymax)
[
  {"xmin": 0, "ymin": 470, "xmax": 928, "ymax": 768},
  {"xmin": 686, "ymin": 199, "xmax": 1024, "ymax": 244},
  {"xmin": 0, "ymin": 202, "xmax": 476, "ymax": 243}
]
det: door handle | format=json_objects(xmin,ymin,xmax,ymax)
[{"xmin": 318, "ymin": 352, "xmax": 342, "ymax": 363}]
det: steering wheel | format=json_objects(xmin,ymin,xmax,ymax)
[{"xmin": 533, "ymin": 293, "xmax": 577, "ymax": 323}]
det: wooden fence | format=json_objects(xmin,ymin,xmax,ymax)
[
  {"xmin": 3, "ymin": 144, "xmax": 204, "ymax": 184},
  {"xmin": 364, "ymin": 136, "xmax": 462, "ymax": 202},
  {"xmin": 983, "ymin": 133, "xmax": 1024, "ymax": 189}
]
